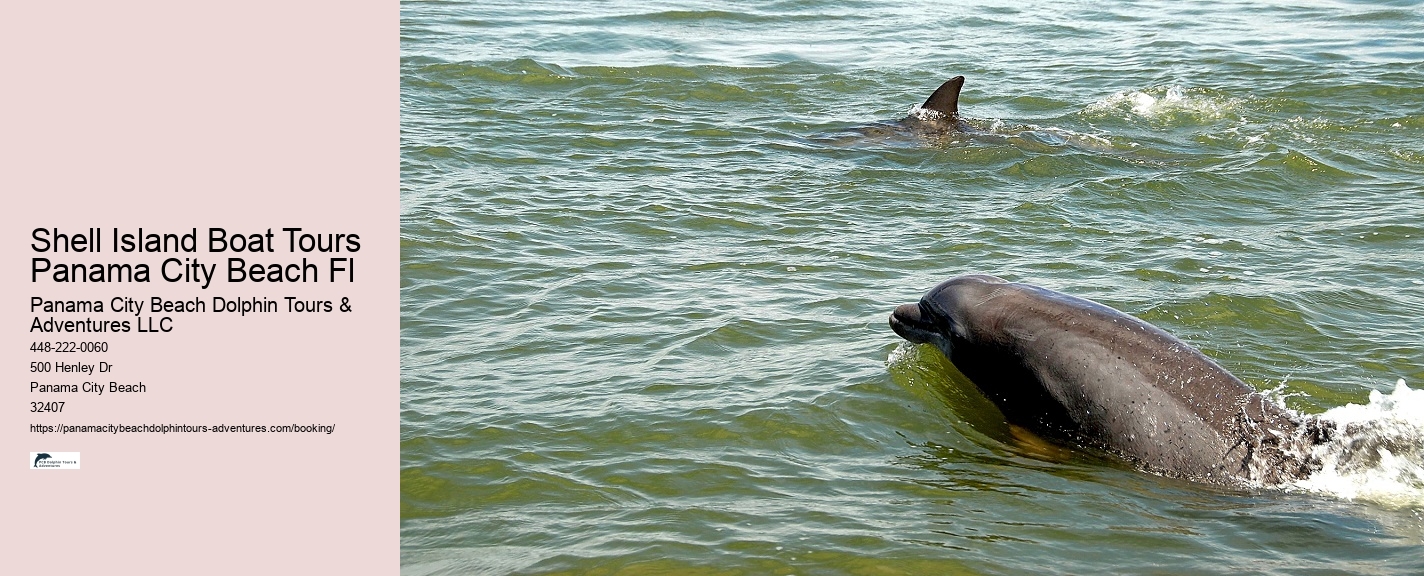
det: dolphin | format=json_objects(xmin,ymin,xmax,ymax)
[
  {"xmin": 889, "ymin": 274, "xmax": 1330, "ymax": 486},
  {"xmin": 34, "ymin": 453, "xmax": 52, "ymax": 467},
  {"xmin": 845, "ymin": 76, "xmax": 971, "ymax": 142},
  {"xmin": 844, "ymin": 76, "xmax": 1145, "ymax": 158},
  {"xmin": 901, "ymin": 75, "xmax": 967, "ymax": 132}
]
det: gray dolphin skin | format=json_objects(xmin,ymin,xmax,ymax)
[
  {"xmin": 845, "ymin": 76, "xmax": 971, "ymax": 141},
  {"xmin": 900, "ymin": 76, "xmax": 967, "ymax": 132},
  {"xmin": 889, "ymin": 274, "xmax": 1330, "ymax": 486}
]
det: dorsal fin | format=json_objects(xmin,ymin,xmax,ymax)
[{"xmin": 921, "ymin": 76, "xmax": 965, "ymax": 117}]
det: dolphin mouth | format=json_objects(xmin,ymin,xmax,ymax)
[{"xmin": 889, "ymin": 302, "xmax": 935, "ymax": 343}]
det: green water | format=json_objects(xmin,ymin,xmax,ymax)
[{"xmin": 401, "ymin": 1, "xmax": 1424, "ymax": 573}]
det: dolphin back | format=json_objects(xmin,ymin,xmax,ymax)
[{"xmin": 920, "ymin": 76, "xmax": 965, "ymax": 117}]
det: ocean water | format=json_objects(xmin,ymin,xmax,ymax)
[{"xmin": 400, "ymin": 1, "xmax": 1424, "ymax": 573}]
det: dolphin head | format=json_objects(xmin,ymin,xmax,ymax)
[{"xmin": 890, "ymin": 274, "xmax": 1008, "ymax": 357}]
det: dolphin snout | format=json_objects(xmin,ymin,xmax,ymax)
[{"xmin": 889, "ymin": 302, "xmax": 927, "ymax": 342}]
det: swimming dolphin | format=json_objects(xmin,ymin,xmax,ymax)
[
  {"xmin": 34, "ymin": 453, "xmax": 51, "ymax": 467},
  {"xmin": 889, "ymin": 274, "xmax": 1329, "ymax": 486},
  {"xmin": 846, "ymin": 76, "xmax": 971, "ymax": 141},
  {"xmin": 902, "ymin": 76, "xmax": 966, "ymax": 131}
]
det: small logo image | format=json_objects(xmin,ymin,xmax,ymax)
[{"xmin": 30, "ymin": 452, "xmax": 80, "ymax": 469}]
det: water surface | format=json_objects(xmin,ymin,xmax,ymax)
[{"xmin": 401, "ymin": 1, "xmax": 1424, "ymax": 573}]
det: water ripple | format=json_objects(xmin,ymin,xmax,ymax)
[{"xmin": 404, "ymin": 0, "xmax": 1424, "ymax": 573}]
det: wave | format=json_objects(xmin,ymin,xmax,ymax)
[
  {"xmin": 1292, "ymin": 379, "xmax": 1424, "ymax": 507},
  {"xmin": 1084, "ymin": 85, "xmax": 1243, "ymax": 125}
]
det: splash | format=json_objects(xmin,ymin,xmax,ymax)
[
  {"xmin": 1130, "ymin": 86, "xmax": 1185, "ymax": 116},
  {"xmin": 904, "ymin": 104, "xmax": 950, "ymax": 122},
  {"xmin": 1085, "ymin": 85, "xmax": 1240, "ymax": 123},
  {"xmin": 1293, "ymin": 379, "xmax": 1424, "ymax": 508}
]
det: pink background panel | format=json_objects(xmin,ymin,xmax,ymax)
[{"xmin": 1, "ymin": 2, "xmax": 396, "ymax": 574}]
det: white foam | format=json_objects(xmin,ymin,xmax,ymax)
[
  {"xmin": 1130, "ymin": 92, "xmax": 1158, "ymax": 116},
  {"xmin": 904, "ymin": 104, "xmax": 948, "ymax": 122},
  {"xmin": 1292, "ymin": 379, "xmax": 1424, "ymax": 508},
  {"xmin": 1086, "ymin": 85, "xmax": 1239, "ymax": 122},
  {"xmin": 885, "ymin": 341, "xmax": 916, "ymax": 367}
]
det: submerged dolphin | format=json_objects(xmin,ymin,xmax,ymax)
[
  {"xmin": 847, "ymin": 76, "xmax": 1139, "ymax": 157},
  {"xmin": 846, "ymin": 76, "xmax": 971, "ymax": 141},
  {"xmin": 889, "ymin": 274, "xmax": 1329, "ymax": 486}
]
